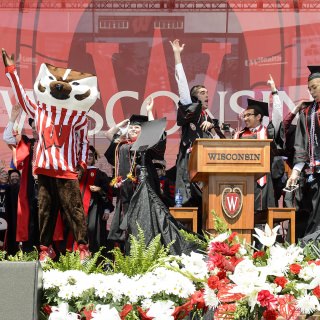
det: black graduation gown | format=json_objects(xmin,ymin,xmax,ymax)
[
  {"xmin": 175, "ymin": 101, "xmax": 225, "ymax": 207},
  {"xmin": 293, "ymin": 106, "xmax": 320, "ymax": 236},
  {"xmin": 80, "ymin": 167, "xmax": 114, "ymax": 253},
  {"xmin": 6, "ymin": 183, "xmax": 19, "ymax": 255},
  {"xmin": 105, "ymin": 135, "xmax": 166, "ymax": 241},
  {"xmin": 126, "ymin": 177, "xmax": 200, "ymax": 256},
  {"xmin": 237, "ymin": 125, "xmax": 276, "ymax": 212}
]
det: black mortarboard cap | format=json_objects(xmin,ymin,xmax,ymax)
[
  {"xmin": 246, "ymin": 98, "xmax": 269, "ymax": 117},
  {"xmin": 308, "ymin": 66, "xmax": 320, "ymax": 81},
  {"xmin": 28, "ymin": 118, "xmax": 34, "ymax": 127},
  {"xmin": 8, "ymin": 169, "xmax": 21, "ymax": 177},
  {"xmin": 129, "ymin": 114, "xmax": 148, "ymax": 125}
]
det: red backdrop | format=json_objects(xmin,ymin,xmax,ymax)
[{"xmin": 0, "ymin": 3, "xmax": 318, "ymax": 171}]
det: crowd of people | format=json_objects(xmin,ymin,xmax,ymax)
[{"xmin": 0, "ymin": 39, "xmax": 319, "ymax": 261}]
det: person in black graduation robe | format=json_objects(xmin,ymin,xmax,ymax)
[
  {"xmin": 3, "ymin": 113, "xmax": 41, "ymax": 252},
  {"xmin": 79, "ymin": 146, "xmax": 114, "ymax": 253},
  {"xmin": 175, "ymin": 101, "xmax": 225, "ymax": 210},
  {"xmin": 235, "ymin": 99, "xmax": 276, "ymax": 212},
  {"xmin": 170, "ymin": 39, "xmax": 225, "ymax": 212},
  {"xmin": 286, "ymin": 66, "xmax": 320, "ymax": 237},
  {"xmin": 104, "ymin": 115, "xmax": 166, "ymax": 243}
]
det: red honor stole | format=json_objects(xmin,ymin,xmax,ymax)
[
  {"xmin": 15, "ymin": 139, "xmax": 31, "ymax": 241},
  {"xmin": 80, "ymin": 167, "xmax": 97, "ymax": 215},
  {"xmin": 236, "ymin": 125, "xmax": 267, "ymax": 187}
]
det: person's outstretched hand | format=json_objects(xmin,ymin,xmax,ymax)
[
  {"xmin": 169, "ymin": 39, "xmax": 185, "ymax": 54},
  {"xmin": 2, "ymin": 48, "xmax": 14, "ymax": 67},
  {"xmin": 267, "ymin": 74, "xmax": 277, "ymax": 92}
]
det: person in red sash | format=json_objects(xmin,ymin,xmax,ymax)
[
  {"xmin": 3, "ymin": 104, "xmax": 64, "ymax": 253},
  {"xmin": 286, "ymin": 66, "xmax": 320, "ymax": 237},
  {"xmin": 79, "ymin": 145, "xmax": 114, "ymax": 253},
  {"xmin": 234, "ymin": 98, "xmax": 276, "ymax": 213}
]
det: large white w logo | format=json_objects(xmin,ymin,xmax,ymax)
[{"xmin": 226, "ymin": 196, "xmax": 238, "ymax": 211}]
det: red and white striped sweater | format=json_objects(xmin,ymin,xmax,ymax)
[{"xmin": 6, "ymin": 65, "xmax": 88, "ymax": 179}]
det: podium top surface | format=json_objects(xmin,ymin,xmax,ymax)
[{"xmin": 189, "ymin": 138, "xmax": 271, "ymax": 181}]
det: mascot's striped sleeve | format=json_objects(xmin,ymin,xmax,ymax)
[{"xmin": 5, "ymin": 65, "xmax": 88, "ymax": 179}]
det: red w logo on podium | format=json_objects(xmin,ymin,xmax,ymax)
[
  {"xmin": 221, "ymin": 187, "xmax": 243, "ymax": 219},
  {"xmin": 42, "ymin": 125, "xmax": 70, "ymax": 149}
]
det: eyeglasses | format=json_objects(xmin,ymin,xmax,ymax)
[
  {"xmin": 88, "ymin": 153, "xmax": 94, "ymax": 158},
  {"xmin": 242, "ymin": 113, "xmax": 256, "ymax": 119}
]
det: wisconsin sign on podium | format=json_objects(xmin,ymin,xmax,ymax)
[{"xmin": 189, "ymin": 139, "xmax": 272, "ymax": 242}]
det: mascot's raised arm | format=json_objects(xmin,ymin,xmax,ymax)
[{"xmin": 2, "ymin": 48, "xmax": 99, "ymax": 262}]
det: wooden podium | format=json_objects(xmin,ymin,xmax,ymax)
[{"xmin": 189, "ymin": 139, "xmax": 272, "ymax": 242}]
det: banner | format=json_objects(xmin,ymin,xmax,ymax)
[{"xmin": 0, "ymin": 3, "xmax": 318, "ymax": 170}]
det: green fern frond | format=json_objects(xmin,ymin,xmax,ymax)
[
  {"xmin": 43, "ymin": 248, "xmax": 106, "ymax": 273},
  {"xmin": 179, "ymin": 229, "xmax": 208, "ymax": 251},
  {"xmin": 108, "ymin": 224, "xmax": 171, "ymax": 276},
  {"xmin": 0, "ymin": 250, "xmax": 6, "ymax": 261},
  {"xmin": 6, "ymin": 248, "xmax": 38, "ymax": 262}
]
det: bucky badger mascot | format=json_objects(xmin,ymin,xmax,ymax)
[{"xmin": 2, "ymin": 49, "xmax": 99, "ymax": 261}]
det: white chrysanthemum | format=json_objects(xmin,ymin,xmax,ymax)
[
  {"xmin": 124, "ymin": 277, "xmax": 140, "ymax": 303},
  {"xmin": 149, "ymin": 268, "xmax": 196, "ymax": 299},
  {"xmin": 285, "ymin": 244, "xmax": 304, "ymax": 263},
  {"xmin": 297, "ymin": 294, "xmax": 320, "ymax": 314},
  {"xmin": 204, "ymin": 286, "xmax": 219, "ymax": 309},
  {"xmin": 146, "ymin": 300, "xmax": 175, "ymax": 320},
  {"xmin": 141, "ymin": 298, "xmax": 153, "ymax": 310},
  {"xmin": 299, "ymin": 264, "xmax": 320, "ymax": 282},
  {"xmin": 265, "ymin": 246, "xmax": 289, "ymax": 276},
  {"xmin": 43, "ymin": 269, "xmax": 75, "ymax": 289},
  {"xmin": 181, "ymin": 252, "xmax": 208, "ymax": 279}
]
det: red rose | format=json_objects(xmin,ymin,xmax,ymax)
[
  {"xmin": 172, "ymin": 301, "xmax": 193, "ymax": 318},
  {"xmin": 229, "ymin": 243, "xmax": 241, "ymax": 255},
  {"xmin": 263, "ymin": 309, "xmax": 278, "ymax": 320},
  {"xmin": 42, "ymin": 304, "xmax": 52, "ymax": 315},
  {"xmin": 253, "ymin": 251, "xmax": 265, "ymax": 259},
  {"xmin": 274, "ymin": 276, "xmax": 288, "ymax": 289},
  {"xmin": 290, "ymin": 263, "xmax": 302, "ymax": 274},
  {"xmin": 190, "ymin": 290, "xmax": 206, "ymax": 309},
  {"xmin": 313, "ymin": 286, "xmax": 320, "ymax": 298},
  {"xmin": 82, "ymin": 309, "xmax": 93, "ymax": 320},
  {"xmin": 120, "ymin": 304, "xmax": 133, "ymax": 319},
  {"xmin": 230, "ymin": 256, "xmax": 243, "ymax": 268},
  {"xmin": 137, "ymin": 307, "xmax": 153, "ymax": 320},
  {"xmin": 210, "ymin": 241, "xmax": 240, "ymax": 256},
  {"xmin": 210, "ymin": 242, "xmax": 230, "ymax": 254},
  {"xmin": 257, "ymin": 290, "xmax": 278, "ymax": 310},
  {"xmin": 208, "ymin": 253, "xmax": 225, "ymax": 269},
  {"xmin": 208, "ymin": 275, "xmax": 220, "ymax": 290},
  {"xmin": 217, "ymin": 270, "xmax": 227, "ymax": 280}
]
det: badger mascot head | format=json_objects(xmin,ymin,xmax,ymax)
[{"xmin": 34, "ymin": 63, "xmax": 99, "ymax": 112}]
